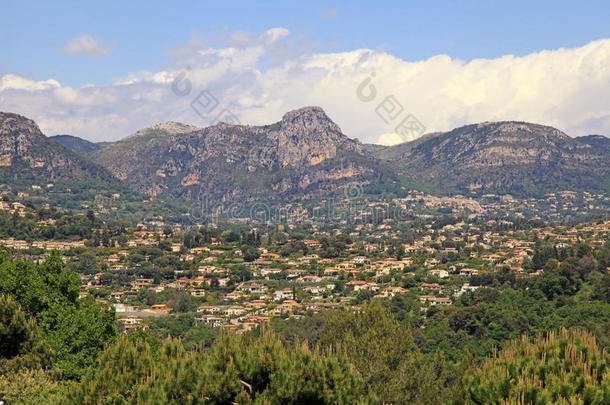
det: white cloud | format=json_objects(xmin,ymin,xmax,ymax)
[
  {"xmin": 263, "ymin": 28, "xmax": 290, "ymax": 44},
  {"xmin": 61, "ymin": 34, "xmax": 113, "ymax": 57},
  {"xmin": 377, "ymin": 133, "xmax": 407, "ymax": 146},
  {"xmin": 2, "ymin": 29, "xmax": 610, "ymax": 143},
  {"xmin": 0, "ymin": 74, "xmax": 60, "ymax": 91}
]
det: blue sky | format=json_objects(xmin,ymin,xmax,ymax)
[
  {"xmin": 2, "ymin": 1, "xmax": 610, "ymax": 142},
  {"xmin": 4, "ymin": 1, "xmax": 610, "ymax": 87}
]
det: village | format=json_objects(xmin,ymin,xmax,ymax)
[{"xmin": 2, "ymin": 194, "xmax": 608, "ymax": 335}]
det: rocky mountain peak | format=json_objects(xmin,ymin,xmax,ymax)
[
  {"xmin": 270, "ymin": 106, "xmax": 361, "ymax": 167},
  {"xmin": 0, "ymin": 112, "xmax": 40, "ymax": 137},
  {"xmin": 458, "ymin": 121, "xmax": 569, "ymax": 140},
  {"xmin": 280, "ymin": 106, "xmax": 343, "ymax": 134},
  {"xmin": 490, "ymin": 121, "xmax": 570, "ymax": 140},
  {"xmin": 576, "ymin": 134, "xmax": 610, "ymax": 154},
  {"xmin": 580, "ymin": 134, "xmax": 609, "ymax": 140},
  {"xmin": 89, "ymin": 106, "xmax": 378, "ymax": 204},
  {"xmin": 150, "ymin": 121, "xmax": 198, "ymax": 133},
  {"xmin": 123, "ymin": 121, "xmax": 200, "ymax": 141}
]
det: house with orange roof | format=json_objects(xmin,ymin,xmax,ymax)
[
  {"xmin": 421, "ymin": 283, "xmax": 441, "ymax": 292},
  {"xmin": 303, "ymin": 240, "xmax": 322, "ymax": 248}
]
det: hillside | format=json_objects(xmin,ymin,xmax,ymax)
[
  {"xmin": 372, "ymin": 122, "xmax": 610, "ymax": 196},
  {"xmin": 91, "ymin": 107, "xmax": 397, "ymax": 207},
  {"xmin": 576, "ymin": 134, "xmax": 610, "ymax": 155},
  {"xmin": 50, "ymin": 134, "xmax": 101, "ymax": 155}
]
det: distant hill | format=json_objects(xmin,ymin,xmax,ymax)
[
  {"xmin": 370, "ymin": 122, "xmax": 610, "ymax": 196},
  {"xmin": 0, "ymin": 112, "xmax": 116, "ymax": 185},
  {"xmin": 50, "ymin": 134, "xmax": 101, "ymax": 155}
]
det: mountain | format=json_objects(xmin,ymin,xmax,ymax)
[
  {"xmin": 0, "ymin": 112, "xmax": 116, "ymax": 185},
  {"xmin": 576, "ymin": 135, "xmax": 610, "ymax": 155},
  {"xmin": 371, "ymin": 121, "xmax": 610, "ymax": 196},
  {"xmin": 50, "ymin": 134, "xmax": 101, "ymax": 155},
  {"xmin": 4, "ymin": 110, "xmax": 608, "ymax": 208},
  {"xmin": 92, "ymin": 107, "xmax": 395, "ymax": 207}
]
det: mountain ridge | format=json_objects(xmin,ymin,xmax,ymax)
[
  {"xmin": 374, "ymin": 121, "xmax": 610, "ymax": 196},
  {"xmin": 2, "ymin": 109, "xmax": 609, "ymax": 207}
]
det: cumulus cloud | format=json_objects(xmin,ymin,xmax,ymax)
[
  {"xmin": 2, "ymin": 29, "xmax": 610, "ymax": 143},
  {"xmin": 61, "ymin": 34, "xmax": 113, "ymax": 57},
  {"xmin": 0, "ymin": 74, "xmax": 60, "ymax": 91}
]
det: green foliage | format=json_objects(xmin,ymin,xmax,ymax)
[
  {"xmin": 462, "ymin": 329, "xmax": 610, "ymax": 404},
  {"xmin": 0, "ymin": 251, "xmax": 117, "ymax": 379},
  {"xmin": 320, "ymin": 300, "xmax": 447, "ymax": 404},
  {"xmin": 416, "ymin": 285, "xmax": 610, "ymax": 365},
  {"xmin": 241, "ymin": 245, "xmax": 260, "ymax": 262},
  {"xmin": 0, "ymin": 207, "xmax": 102, "ymax": 241},
  {"xmin": 271, "ymin": 310, "xmax": 333, "ymax": 347},
  {"xmin": 318, "ymin": 234, "xmax": 352, "ymax": 258},
  {"xmin": 0, "ymin": 294, "xmax": 66, "ymax": 404},
  {"xmin": 0, "ymin": 368, "xmax": 69, "ymax": 405},
  {"xmin": 0, "ymin": 294, "xmax": 50, "ymax": 372},
  {"xmin": 146, "ymin": 313, "xmax": 217, "ymax": 350},
  {"xmin": 72, "ymin": 328, "xmax": 368, "ymax": 404},
  {"xmin": 0, "ymin": 294, "xmax": 35, "ymax": 359},
  {"xmin": 39, "ymin": 296, "xmax": 116, "ymax": 379}
]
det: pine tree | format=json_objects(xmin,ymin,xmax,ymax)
[
  {"xmin": 462, "ymin": 328, "xmax": 610, "ymax": 404},
  {"xmin": 72, "ymin": 328, "xmax": 369, "ymax": 404}
]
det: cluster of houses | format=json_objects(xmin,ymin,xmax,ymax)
[
  {"xmin": 2, "ymin": 195, "xmax": 608, "ymax": 333},
  {"xmin": 100, "ymin": 219, "xmax": 610, "ymax": 332}
]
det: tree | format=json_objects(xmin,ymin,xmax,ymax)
[
  {"xmin": 576, "ymin": 255, "xmax": 598, "ymax": 280},
  {"xmin": 72, "ymin": 328, "xmax": 369, "ymax": 404},
  {"xmin": 221, "ymin": 230, "xmax": 240, "ymax": 243},
  {"xmin": 271, "ymin": 231, "xmax": 288, "ymax": 245},
  {"xmin": 320, "ymin": 300, "xmax": 445, "ymax": 403},
  {"xmin": 0, "ymin": 252, "xmax": 117, "ymax": 379},
  {"xmin": 395, "ymin": 243, "xmax": 405, "ymax": 260},
  {"xmin": 592, "ymin": 273, "xmax": 610, "ymax": 303},
  {"xmin": 38, "ymin": 296, "xmax": 117, "ymax": 379},
  {"xmin": 461, "ymin": 329, "xmax": 610, "ymax": 404},
  {"xmin": 0, "ymin": 294, "xmax": 49, "ymax": 372},
  {"xmin": 0, "ymin": 294, "xmax": 63, "ymax": 403},
  {"xmin": 146, "ymin": 289, "xmax": 157, "ymax": 306},
  {"xmin": 575, "ymin": 242, "xmax": 593, "ymax": 258},
  {"xmin": 241, "ymin": 245, "xmax": 260, "ymax": 262},
  {"xmin": 233, "ymin": 264, "xmax": 253, "ymax": 282}
]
